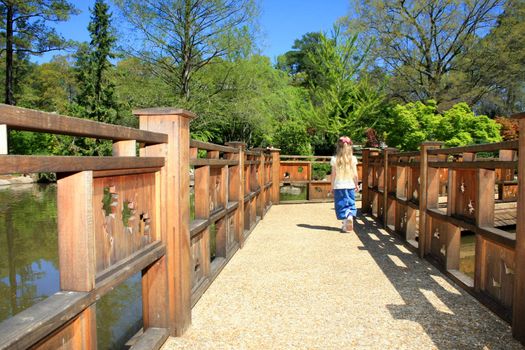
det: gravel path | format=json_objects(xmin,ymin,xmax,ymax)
[{"xmin": 162, "ymin": 203, "xmax": 522, "ymax": 350}]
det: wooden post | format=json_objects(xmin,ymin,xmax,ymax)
[
  {"xmin": 476, "ymin": 169, "xmax": 495, "ymax": 228},
  {"xmin": 512, "ymin": 113, "xmax": 525, "ymax": 343},
  {"xmin": 226, "ymin": 142, "xmax": 246, "ymax": 247},
  {"xmin": 361, "ymin": 149, "xmax": 371, "ymax": 213},
  {"xmin": 0, "ymin": 124, "xmax": 7, "ymax": 154},
  {"xmin": 57, "ymin": 171, "xmax": 97, "ymax": 348},
  {"xmin": 135, "ymin": 108, "xmax": 196, "ymax": 336},
  {"xmin": 253, "ymin": 148, "xmax": 265, "ymax": 219},
  {"xmin": 383, "ymin": 148, "xmax": 396, "ymax": 227},
  {"xmin": 269, "ymin": 148, "xmax": 280, "ymax": 205},
  {"xmin": 418, "ymin": 142, "xmax": 443, "ymax": 258},
  {"xmin": 112, "ymin": 140, "xmax": 136, "ymax": 157}
]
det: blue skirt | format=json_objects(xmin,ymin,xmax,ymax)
[{"xmin": 334, "ymin": 189, "xmax": 357, "ymax": 220}]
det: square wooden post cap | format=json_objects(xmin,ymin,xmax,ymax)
[{"xmin": 133, "ymin": 108, "xmax": 197, "ymax": 120}]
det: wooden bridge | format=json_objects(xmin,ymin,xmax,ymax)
[{"xmin": 0, "ymin": 105, "xmax": 524, "ymax": 349}]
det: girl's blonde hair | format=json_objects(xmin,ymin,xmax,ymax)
[{"xmin": 335, "ymin": 136, "xmax": 355, "ymax": 177}]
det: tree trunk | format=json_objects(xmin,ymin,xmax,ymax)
[{"xmin": 5, "ymin": 4, "xmax": 15, "ymax": 105}]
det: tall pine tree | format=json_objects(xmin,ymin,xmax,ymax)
[{"xmin": 75, "ymin": 0, "xmax": 117, "ymax": 124}]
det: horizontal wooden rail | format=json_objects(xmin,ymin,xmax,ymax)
[
  {"xmin": 190, "ymin": 139, "xmax": 238, "ymax": 153},
  {"xmin": 0, "ymin": 104, "xmax": 167, "ymax": 144},
  {"xmin": 0, "ymin": 155, "xmax": 164, "ymax": 174},
  {"xmin": 428, "ymin": 160, "xmax": 518, "ymax": 169},
  {"xmin": 427, "ymin": 140, "xmax": 518, "ymax": 155},
  {"xmin": 190, "ymin": 158, "xmax": 238, "ymax": 167}
]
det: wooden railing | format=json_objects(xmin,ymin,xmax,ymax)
[
  {"xmin": 361, "ymin": 118, "xmax": 525, "ymax": 344},
  {"xmin": 0, "ymin": 105, "xmax": 280, "ymax": 350},
  {"xmin": 279, "ymin": 154, "xmax": 363, "ymax": 203}
]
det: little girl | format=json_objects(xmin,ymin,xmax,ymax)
[{"xmin": 331, "ymin": 136, "xmax": 359, "ymax": 232}]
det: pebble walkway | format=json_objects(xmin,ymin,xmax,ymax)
[{"xmin": 162, "ymin": 202, "xmax": 522, "ymax": 349}]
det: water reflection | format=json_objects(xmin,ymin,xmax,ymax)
[
  {"xmin": 0, "ymin": 184, "xmax": 58, "ymax": 321},
  {"xmin": 0, "ymin": 184, "xmax": 143, "ymax": 349}
]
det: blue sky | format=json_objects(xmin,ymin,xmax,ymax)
[{"xmin": 36, "ymin": 0, "xmax": 350, "ymax": 63}]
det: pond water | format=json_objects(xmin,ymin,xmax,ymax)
[{"xmin": 0, "ymin": 184, "xmax": 142, "ymax": 349}]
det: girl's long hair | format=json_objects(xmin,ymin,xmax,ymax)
[{"xmin": 335, "ymin": 137, "xmax": 355, "ymax": 177}]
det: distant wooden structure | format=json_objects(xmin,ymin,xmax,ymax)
[
  {"xmin": 0, "ymin": 105, "xmax": 280, "ymax": 350},
  {"xmin": 361, "ymin": 131, "xmax": 525, "ymax": 344},
  {"xmin": 279, "ymin": 154, "xmax": 363, "ymax": 203}
]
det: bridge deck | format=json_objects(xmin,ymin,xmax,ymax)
[{"xmin": 162, "ymin": 203, "xmax": 521, "ymax": 349}]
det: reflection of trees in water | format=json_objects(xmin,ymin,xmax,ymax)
[
  {"xmin": 0, "ymin": 184, "xmax": 58, "ymax": 321},
  {"xmin": 0, "ymin": 185, "xmax": 143, "ymax": 348},
  {"xmin": 97, "ymin": 274, "xmax": 143, "ymax": 349}
]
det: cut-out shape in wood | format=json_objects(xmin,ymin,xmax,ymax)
[
  {"xmin": 139, "ymin": 212, "xmax": 152, "ymax": 243},
  {"xmin": 122, "ymin": 200, "xmax": 137, "ymax": 233},
  {"xmin": 467, "ymin": 199, "xmax": 475, "ymax": 215},
  {"xmin": 102, "ymin": 186, "xmax": 118, "ymax": 217},
  {"xmin": 460, "ymin": 180, "xmax": 465, "ymax": 193},
  {"xmin": 440, "ymin": 245, "xmax": 446, "ymax": 256},
  {"xmin": 298, "ymin": 166, "xmax": 303, "ymax": 173},
  {"xmin": 433, "ymin": 228, "xmax": 440, "ymax": 240},
  {"xmin": 504, "ymin": 262, "xmax": 515, "ymax": 275},
  {"xmin": 315, "ymin": 187, "xmax": 322, "ymax": 193},
  {"xmin": 493, "ymin": 278, "xmax": 501, "ymax": 288}
]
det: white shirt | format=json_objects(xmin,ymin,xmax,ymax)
[{"xmin": 331, "ymin": 156, "xmax": 358, "ymax": 190}]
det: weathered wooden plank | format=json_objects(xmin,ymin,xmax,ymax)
[
  {"xmin": 137, "ymin": 109, "xmax": 193, "ymax": 336},
  {"xmin": 427, "ymin": 140, "xmax": 519, "ymax": 155},
  {"xmin": 476, "ymin": 169, "xmax": 495, "ymax": 227},
  {"xmin": 0, "ymin": 103, "xmax": 167, "ymax": 144},
  {"xmin": 190, "ymin": 158, "xmax": 238, "ymax": 167},
  {"xmin": 0, "ymin": 155, "xmax": 164, "ymax": 174},
  {"xmin": 58, "ymin": 171, "xmax": 95, "ymax": 292},
  {"xmin": 190, "ymin": 219, "xmax": 208, "ymax": 238},
  {"xmin": 428, "ymin": 160, "xmax": 517, "ymax": 169},
  {"xmin": 95, "ymin": 241, "xmax": 165, "ymax": 287},
  {"xmin": 0, "ymin": 291, "xmax": 89, "ymax": 350},
  {"xmin": 513, "ymin": 115, "xmax": 525, "ymax": 343},
  {"xmin": 129, "ymin": 328, "xmax": 169, "ymax": 350},
  {"xmin": 190, "ymin": 139, "xmax": 238, "ymax": 153}
]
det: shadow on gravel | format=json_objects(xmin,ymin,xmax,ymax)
[
  {"xmin": 296, "ymin": 223, "xmax": 341, "ymax": 233},
  {"xmin": 351, "ymin": 211, "xmax": 520, "ymax": 349}
]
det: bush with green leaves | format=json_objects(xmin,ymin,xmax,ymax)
[{"xmin": 385, "ymin": 101, "xmax": 502, "ymax": 151}]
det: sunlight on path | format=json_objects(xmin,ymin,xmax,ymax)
[{"xmin": 162, "ymin": 203, "xmax": 521, "ymax": 350}]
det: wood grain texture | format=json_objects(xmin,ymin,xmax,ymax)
[
  {"xmin": 0, "ymin": 155, "xmax": 164, "ymax": 174},
  {"xmin": 58, "ymin": 171, "xmax": 95, "ymax": 292},
  {"xmin": 138, "ymin": 111, "xmax": 192, "ymax": 336},
  {"xmin": 513, "ymin": 118, "xmax": 525, "ymax": 343},
  {"xmin": 129, "ymin": 327, "xmax": 169, "ymax": 350},
  {"xmin": 0, "ymin": 103, "xmax": 167, "ymax": 144},
  {"xmin": 190, "ymin": 139, "xmax": 238, "ymax": 153}
]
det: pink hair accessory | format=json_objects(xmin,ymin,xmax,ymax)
[{"xmin": 339, "ymin": 136, "xmax": 352, "ymax": 145}]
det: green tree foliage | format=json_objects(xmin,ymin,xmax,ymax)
[
  {"xmin": 114, "ymin": 0, "xmax": 258, "ymax": 100},
  {"xmin": 385, "ymin": 101, "xmax": 502, "ymax": 151},
  {"xmin": 75, "ymin": 0, "xmax": 117, "ymax": 124},
  {"xmin": 346, "ymin": 0, "xmax": 504, "ymax": 109},
  {"xmin": 469, "ymin": 0, "xmax": 525, "ymax": 116},
  {"xmin": 0, "ymin": 0, "xmax": 78, "ymax": 105},
  {"xmin": 276, "ymin": 32, "xmax": 323, "ymax": 87},
  {"xmin": 303, "ymin": 27, "xmax": 387, "ymax": 153}
]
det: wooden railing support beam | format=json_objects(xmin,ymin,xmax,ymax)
[
  {"xmin": 226, "ymin": 142, "xmax": 246, "ymax": 247},
  {"xmin": 418, "ymin": 142, "xmax": 443, "ymax": 258},
  {"xmin": 513, "ymin": 113, "xmax": 525, "ymax": 344},
  {"xmin": 361, "ymin": 149, "xmax": 371, "ymax": 213},
  {"xmin": 269, "ymin": 148, "xmax": 280, "ymax": 205},
  {"xmin": 135, "ymin": 108, "xmax": 196, "ymax": 336}
]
